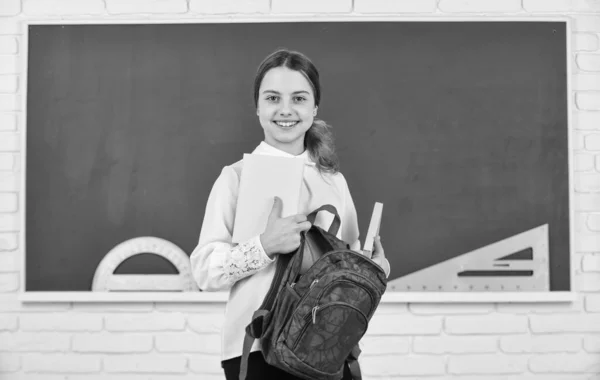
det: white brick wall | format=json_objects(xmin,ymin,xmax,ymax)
[{"xmin": 1, "ymin": 1, "xmax": 598, "ymax": 380}]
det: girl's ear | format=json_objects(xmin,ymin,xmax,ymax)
[{"xmin": 313, "ymin": 106, "xmax": 318, "ymax": 116}]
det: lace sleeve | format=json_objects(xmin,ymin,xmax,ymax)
[{"xmin": 222, "ymin": 235, "xmax": 274, "ymax": 283}]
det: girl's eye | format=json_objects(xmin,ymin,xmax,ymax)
[
  {"xmin": 266, "ymin": 95, "xmax": 279, "ymax": 102},
  {"xmin": 293, "ymin": 96, "xmax": 306, "ymax": 103}
]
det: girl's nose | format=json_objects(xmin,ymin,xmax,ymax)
[{"xmin": 279, "ymin": 101, "xmax": 293, "ymax": 116}]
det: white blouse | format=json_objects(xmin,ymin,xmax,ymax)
[{"xmin": 190, "ymin": 141, "xmax": 387, "ymax": 361}]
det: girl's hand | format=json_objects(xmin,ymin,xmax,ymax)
[
  {"xmin": 367, "ymin": 236, "xmax": 390, "ymax": 276},
  {"xmin": 260, "ymin": 197, "xmax": 312, "ymax": 259}
]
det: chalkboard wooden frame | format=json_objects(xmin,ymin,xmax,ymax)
[{"xmin": 18, "ymin": 17, "xmax": 576, "ymax": 303}]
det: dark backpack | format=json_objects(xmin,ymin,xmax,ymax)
[{"xmin": 239, "ymin": 205, "xmax": 388, "ymax": 380}]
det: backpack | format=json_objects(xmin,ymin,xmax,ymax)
[{"xmin": 239, "ymin": 204, "xmax": 388, "ymax": 380}]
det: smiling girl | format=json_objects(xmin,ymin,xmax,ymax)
[{"xmin": 190, "ymin": 49, "xmax": 389, "ymax": 380}]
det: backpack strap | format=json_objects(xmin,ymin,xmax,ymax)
[
  {"xmin": 347, "ymin": 345, "xmax": 362, "ymax": 380},
  {"xmin": 239, "ymin": 252, "xmax": 294, "ymax": 380},
  {"xmin": 306, "ymin": 204, "xmax": 341, "ymax": 236}
]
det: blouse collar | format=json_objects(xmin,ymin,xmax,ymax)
[{"xmin": 252, "ymin": 141, "xmax": 315, "ymax": 166}]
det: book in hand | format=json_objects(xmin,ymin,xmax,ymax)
[
  {"xmin": 363, "ymin": 202, "xmax": 383, "ymax": 259},
  {"xmin": 232, "ymin": 153, "xmax": 305, "ymax": 244}
]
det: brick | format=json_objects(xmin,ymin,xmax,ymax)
[
  {"xmin": 586, "ymin": 293, "xmax": 600, "ymax": 311},
  {"xmin": 366, "ymin": 315, "xmax": 442, "ymax": 335},
  {"xmin": 575, "ymin": 153, "xmax": 595, "ymax": 171},
  {"xmin": 0, "ymin": 294, "xmax": 69, "ymax": 312},
  {"xmin": 23, "ymin": 0, "xmax": 105, "ymax": 15},
  {"xmin": 187, "ymin": 313, "xmax": 225, "ymax": 333},
  {"xmin": 588, "ymin": 213, "xmax": 600, "ymax": 230},
  {"xmin": 106, "ymin": 0, "xmax": 187, "ymax": 14},
  {"xmin": 413, "ymin": 336, "xmax": 497, "ymax": 354},
  {"xmin": 190, "ymin": 0, "xmax": 269, "ymax": 14},
  {"xmin": 0, "ymin": 192, "xmax": 17, "ymax": 212},
  {"xmin": 574, "ymin": 16, "xmax": 600, "ymax": 33},
  {"xmin": 578, "ymin": 54, "xmax": 600, "ymax": 72},
  {"xmin": 0, "ymin": 133, "xmax": 18, "ymax": 151},
  {"xmin": 271, "ymin": 0, "xmax": 352, "ymax": 13},
  {"xmin": 575, "ymin": 112, "xmax": 600, "ymax": 130},
  {"xmin": 0, "ymin": 56, "xmax": 16, "ymax": 74},
  {"xmin": 448, "ymin": 354, "xmax": 528, "ymax": 374},
  {"xmin": 0, "ymin": 76, "xmax": 18, "ymax": 93},
  {"xmin": 576, "ymin": 212, "xmax": 589, "ymax": 232},
  {"xmin": 0, "ymin": 314, "xmax": 17, "ymax": 331},
  {"xmin": 577, "ymin": 92, "xmax": 600, "ymax": 110},
  {"xmin": 0, "ymin": 214, "xmax": 18, "ymax": 231},
  {"xmin": 578, "ymin": 272, "xmax": 600, "ymax": 291},
  {"xmin": 583, "ymin": 133, "xmax": 600, "ymax": 151},
  {"xmin": 574, "ymin": 74, "xmax": 600, "ymax": 91},
  {"xmin": 105, "ymin": 312, "xmax": 185, "ymax": 331},
  {"xmin": 0, "ymin": 0, "xmax": 20, "ymax": 16},
  {"xmin": 188, "ymin": 354, "xmax": 224, "ymax": 374},
  {"xmin": 0, "ymin": 353, "xmax": 19, "ymax": 372},
  {"xmin": 523, "ymin": 0, "xmax": 572, "ymax": 11},
  {"xmin": 574, "ymin": 130, "xmax": 585, "ymax": 150},
  {"xmin": 501, "ymin": 334, "xmax": 581, "ymax": 353},
  {"xmin": 23, "ymin": 353, "xmax": 100, "ymax": 373},
  {"xmin": 576, "ymin": 172, "xmax": 600, "ymax": 191},
  {"xmin": 0, "ymin": 94, "xmax": 19, "ymax": 111},
  {"xmin": 0, "ymin": 37, "xmax": 18, "ymax": 54},
  {"xmin": 582, "ymin": 253, "xmax": 600, "ymax": 271},
  {"xmin": 360, "ymin": 355, "xmax": 446, "ymax": 376},
  {"xmin": 575, "ymin": 33, "xmax": 600, "ymax": 52},
  {"xmin": 0, "ymin": 172, "xmax": 19, "ymax": 191},
  {"xmin": 72, "ymin": 332, "xmax": 152, "ymax": 353},
  {"xmin": 360, "ymin": 336, "xmax": 410, "ymax": 355},
  {"xmin": 409, "ymin": 303, "xmax": 494, "ymax": 315},
  {"xmin": 0, "ymin": 253, "xmax": 17, "ymax": 273},
  {"xmin": 445, "ymin": 315, "xmax": 528, "ymax": 334},
  {"xmin": 20, "ymin": 313, "xmax": 102, "ymax": 331},
  {"xmin": 0, "ymin": 23, "xmax": 20, "ymax": 35},
  {"xmin": 584, "ymin": 335, "xmax": 600, "ymax": 352},
  {"xmin": 0, "ymin": 232, "xmax": 17, "ymax": 250},
  {"xmin": 438, "ymin": 0, "xmax": 522, "ymax": 12},
  {"xmin": 529, "ymin": 353, "xmax": 600, "ymax": 373},
  {"xmin": 577, "ymin": 233, "xmax": 600, "ymax": 251},
  {"xmin": 354, "ymin": 0, "xmax": 436, "ymax": 13},
  {"xmin": 0, "ymin": 153, "xmax": 14, "ymax": 170},
  {"xmin": 0, "ymin": 332, "xmax": 70, "ymax": 352},
  {"xmin": 0, "ymin": 114, "xmax": 17, "ymax": 131},
  {"xmin": 530, "ymin": 314, "xmax": 600, "ymax": 332},
  {"xmin": 0, "ymin": 272, "xmax": 18, "ymax": 292},
  {"xmin": 104, "ymin": 354, "xmax": 186, "ymax": 373},
  {"xmin": 155, "ymin": 332, "xmax": 220, "ymax": 354}
]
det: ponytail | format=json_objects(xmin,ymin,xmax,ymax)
[{"xmin": 304, "ymin": 118, "xmax": 339, "ymax": 174}]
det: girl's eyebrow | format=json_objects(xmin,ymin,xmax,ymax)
[{"xmin": 262, "ymin": 90, "xmax": 310, "ymax": 95}]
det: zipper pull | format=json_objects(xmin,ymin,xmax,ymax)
[
  {"xmin": 310, "ymin": 278, "xmax": 319, "ymax": 288},
  {"xmin": 312, "ymin": 306, "xmax": 319, "ymax": 324}
]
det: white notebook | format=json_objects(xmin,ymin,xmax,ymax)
[
  {"xmin": 363, "ymin": 202, "xmax": 383, "ymax": 258},
  {"xmin": 232, "ymin": 153, "xmax": 305, "ymax": 244}
]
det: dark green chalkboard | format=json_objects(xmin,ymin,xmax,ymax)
[{"xmin": 25, "ymin": 21, "xmax": 570, "ymax": 292}]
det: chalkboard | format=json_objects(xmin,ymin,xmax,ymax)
[{"xmin": 25, "ymin": 21, "xmax": 570, "ymax": 293}]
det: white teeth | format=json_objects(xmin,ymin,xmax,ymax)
[{"xmin": 275, "ymin": 121, "xmax": 298, "ymax": 128}]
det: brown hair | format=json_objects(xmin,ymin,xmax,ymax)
[{"xmin": 253, "ymin": 49, "xmax": 340, "ymax": 174}]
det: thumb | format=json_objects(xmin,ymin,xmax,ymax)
[{"xmin": 268, "ymin": 196, "xmax": 283, "ymax": 222}]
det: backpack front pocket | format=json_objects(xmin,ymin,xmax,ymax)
[{"xmin": 290, "ymin": 302, "xmax": 368, "ymax": 374}]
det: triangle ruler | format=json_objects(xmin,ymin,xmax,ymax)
[{"xmin": 387, "ymin": 224, "xmax": 549, "ymax": 292}]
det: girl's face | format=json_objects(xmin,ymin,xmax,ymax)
[{"xmin": 257, "ymin": 66, "xmax": 316, "ymax": 155}]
